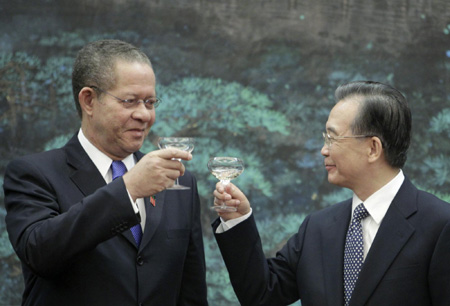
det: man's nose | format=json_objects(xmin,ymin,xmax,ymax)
[
  {"xmin": 320, "ymin": 143, "xmax": 330, "ymax": 156},
  {"xmin": 132, "ymin": 103, "xmax": 153, "ymax": 122}
]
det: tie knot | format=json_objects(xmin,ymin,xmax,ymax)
[
  {"xmin": 111, "ymin": 160, "xmax": 127, "ymax": 180},
  {"xmin": 353, "ymin": 203, "xmax": 369, "ymax": 223}
]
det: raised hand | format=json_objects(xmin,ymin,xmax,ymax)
[
  {"xmin": 123, "ymin": 148, "xmax": 192, "ymax": 200},
  {"xmin": 213, "ymin": 182, "xmax": 251, "ymax": 221}
]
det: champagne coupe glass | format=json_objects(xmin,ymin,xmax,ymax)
[
  {"xmin": 208, "ymin": 157, "xmax": 245, "ymax": 212},
  {"xmin": 158, "ymin": 137, "xmax": 195, "ymax": 190}
]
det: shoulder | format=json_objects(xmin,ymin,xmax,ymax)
[
  {"xmin": 6, "ymin": 148, "xmax": 66, "ymax": 173},
  {"xmin": 296, "ymin": 199, "xmax": 351, "ymax": 234},
  {"xmin": 416, "ymin": 189, "xmax": 450, "ymax": 218},
  {"xmin": 6, "ymin": 134, "xmax": 78, "ymax": 173},
  {"xmin": 417, "ymin": 189, "xmax": 449, "ymax": 205},
  {"xmin": 411, "ymin": 190, "xmax": 450, "ymax": 248},
  {"xmin": 310, "ymin": 199, "xmax": 351, "ymax": 219},
  {"xmin": 402, "ymin": 177, "xmax": 450, "ymax": 214},
  {"xmin": 396, "ymin": 179, "xmax": 450, "ymax": 233},
  {"xmin": 4, "ymin": 135, "xmax": 83, "ymax": 182}
]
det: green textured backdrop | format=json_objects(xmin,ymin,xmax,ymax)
[{"xmin": 1, "ymin": 1, "xmax": 449, "ymax": 305}]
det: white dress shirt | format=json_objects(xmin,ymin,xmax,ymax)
[
  {"xmin": 78, "ymin": 129, "xmax": 146, "ymax": 231},
  {"xmin": 352, "ymin": 169, "xmax": 404, "ymax": 259}
]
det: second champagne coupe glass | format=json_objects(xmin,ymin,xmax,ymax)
[
  {"xmin": 158, "ymin": 137, "xmax": 195, "ymax": 190},
  {"xmin": 208, "ymin": 157, "xmax": 245, "ymax": 212}
]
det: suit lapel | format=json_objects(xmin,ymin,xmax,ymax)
[
  {"xmin": 64, "ymin": 135, "xmax": 107, "ymax": 197},
  {"xmin": 322, "ymin": 200, "xmax": 352, "ymax": 305},
  {"xmin": 350, "ymin": 179, "xmax": 417, "ymax": 305},
  {"xmin": 139, "ymin": 190, "xmax": 165, "ymax": 249}
]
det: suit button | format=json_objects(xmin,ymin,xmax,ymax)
[{"xmin": 136, "ymin": 256, "xmax": 144, "ymax": 266}]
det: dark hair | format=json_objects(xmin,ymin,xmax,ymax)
[
  {"xmin": 71, "ymin": 39, "xmax": 152, "ymax": 118},
  {"xmin": 335, "ymin": 81, "xmax": 411, "ymax": 168}
]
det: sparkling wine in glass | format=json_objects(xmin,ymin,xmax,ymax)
[
  {"xmin": 158, "ymin": 137, "xmax": 194, "ymax": 190},
  {"xmin": 208, "ymin": 157, "xmax": 245, "ymax": 212}
]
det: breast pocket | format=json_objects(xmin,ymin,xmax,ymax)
[{"xmin": 383, "ymin": 264, "xmax": 419, "ymax": 281}]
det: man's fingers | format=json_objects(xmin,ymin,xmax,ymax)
[
  {"xmin": 215, "ymin": 182, "xmax": 225, "ymax": 193},
  {"xmin": 214, "ymin": 197, "xmax": 240, "ymax": 207},
  {"xmin": 156, "ymin": 148, "xmax": 192, "ymax": 161},
  {"xmin": 159, "ymin": 158, "xmax": 186, "ymax": 170},
  {"xmin": 214, "ymin": 183, "xmax": 246, "ymax": 201},
  {"xmin": 213, "ymin": 189, "xmax": 231, "ymax": 201},
  {"xmin": 212, "ymin": 182, "xmax": 251, "ymax": 219},
  {"xmin": 166, "ymin": 167, "xmax": 185, "ymax": 180},
  {"xmin": 223, "ymin": 183, "xmax": 247, "ymax": 201}
]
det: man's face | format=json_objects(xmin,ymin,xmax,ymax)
[
  {"xmin": 87, "ymin": 60, "xmax": 156, "ymax": 160},
  {"xmin": 321, "ymin": 98, "xmax": 369, "ymax": 190}
]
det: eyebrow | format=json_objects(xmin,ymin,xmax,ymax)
[
  {"xmin": 122, "ymin": 92, "xmax": 156, "ymax": 99},
  {"xmin": 326, "ymin": 126, "xmax": 338, "ymax": 135}
]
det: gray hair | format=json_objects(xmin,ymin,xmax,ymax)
[{"xmin": 335, "ymin": 81, "xmax": 411, "ymax": 168}]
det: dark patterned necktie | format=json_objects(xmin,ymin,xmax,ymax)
[
  {"xmin": 343, "ymin": 203, "xmax": 370, "ymax": 305},
  {"xmin": 111, "ymin": 160, "xmax": 143, "ymax": 247}
]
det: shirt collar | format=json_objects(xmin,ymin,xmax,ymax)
[
  {"xmin": 352, "ymin": 169, "xmax": 405, "ymax": 225},
  {"xmin": 78, "ymin": 129, "xmax": 135, "ymax": 182}
]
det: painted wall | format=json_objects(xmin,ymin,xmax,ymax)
[{"xmin": 1, "ymin": 1, "xmax": 449, "ymax": 304}]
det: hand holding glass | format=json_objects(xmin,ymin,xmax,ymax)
[
  {"xmin": 158, "ymin": 137, "xmax": 194, "ymax": 190},
  {"xmin": 208, "ymin": 157, "xmax": 245, "ymax": 212}
]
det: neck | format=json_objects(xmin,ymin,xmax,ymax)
[
  {"xmin": 80, "ymin": 123, "xmax": 126, "ymax": 161},
  {"xmin": 354, "ymin": 166, "xmax": 400, "ymax": 201}
]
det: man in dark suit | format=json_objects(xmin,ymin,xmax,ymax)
[
  {"xmin": 4, "ymin": 39, "xmax": 208, "ymax": 305},
  {"xmin": 212, "ymin": 81, "xmax": 450, "ymax": 306}
]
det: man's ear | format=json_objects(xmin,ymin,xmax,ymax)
[
  {"xmin": 367, "ymin": 136, "xmax": 383, "ymax": 163},
  {"xmin": 78, "ymin": 87, "xmax": 96, "ymax": 116}
]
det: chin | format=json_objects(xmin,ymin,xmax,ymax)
[
  {"xmin": 132, "ymin": 144, "xmax": 144, "ymax": 152},
  {"xmin": 125, "ymin": 142, "xmax": 144, "ymax": 154},
  {"xmin": 327, "ymin": 175, "xmax": 343, "ymax": 187}
]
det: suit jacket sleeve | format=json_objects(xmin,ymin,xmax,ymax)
[
  {"xmin": 4, "ymin": 156, "xmax": 140, "ymax": 278},
  {"xmin": 213, "ymin": 214, "xmax": 303, "ymax": 306}
]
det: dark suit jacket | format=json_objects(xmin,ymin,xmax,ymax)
[
  {"xmin": 213, "ymin": 178, "xmax": 450, "ymax": 306},
  {"xmin": 4, "ymin": 135, "xmax": 208, "ymax": 306}
]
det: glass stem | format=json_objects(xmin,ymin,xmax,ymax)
[{"xmin": 174, "ymin": 158, "xmax": 182, "ymax": 185}]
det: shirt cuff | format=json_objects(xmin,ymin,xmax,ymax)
[
  {"xmin": 126, "ymin": 189, "xmax": 139, "ymax": 214},
  {"xmin": 215, "ymin": 208, "xmax": 253, "ymax": 234}
]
